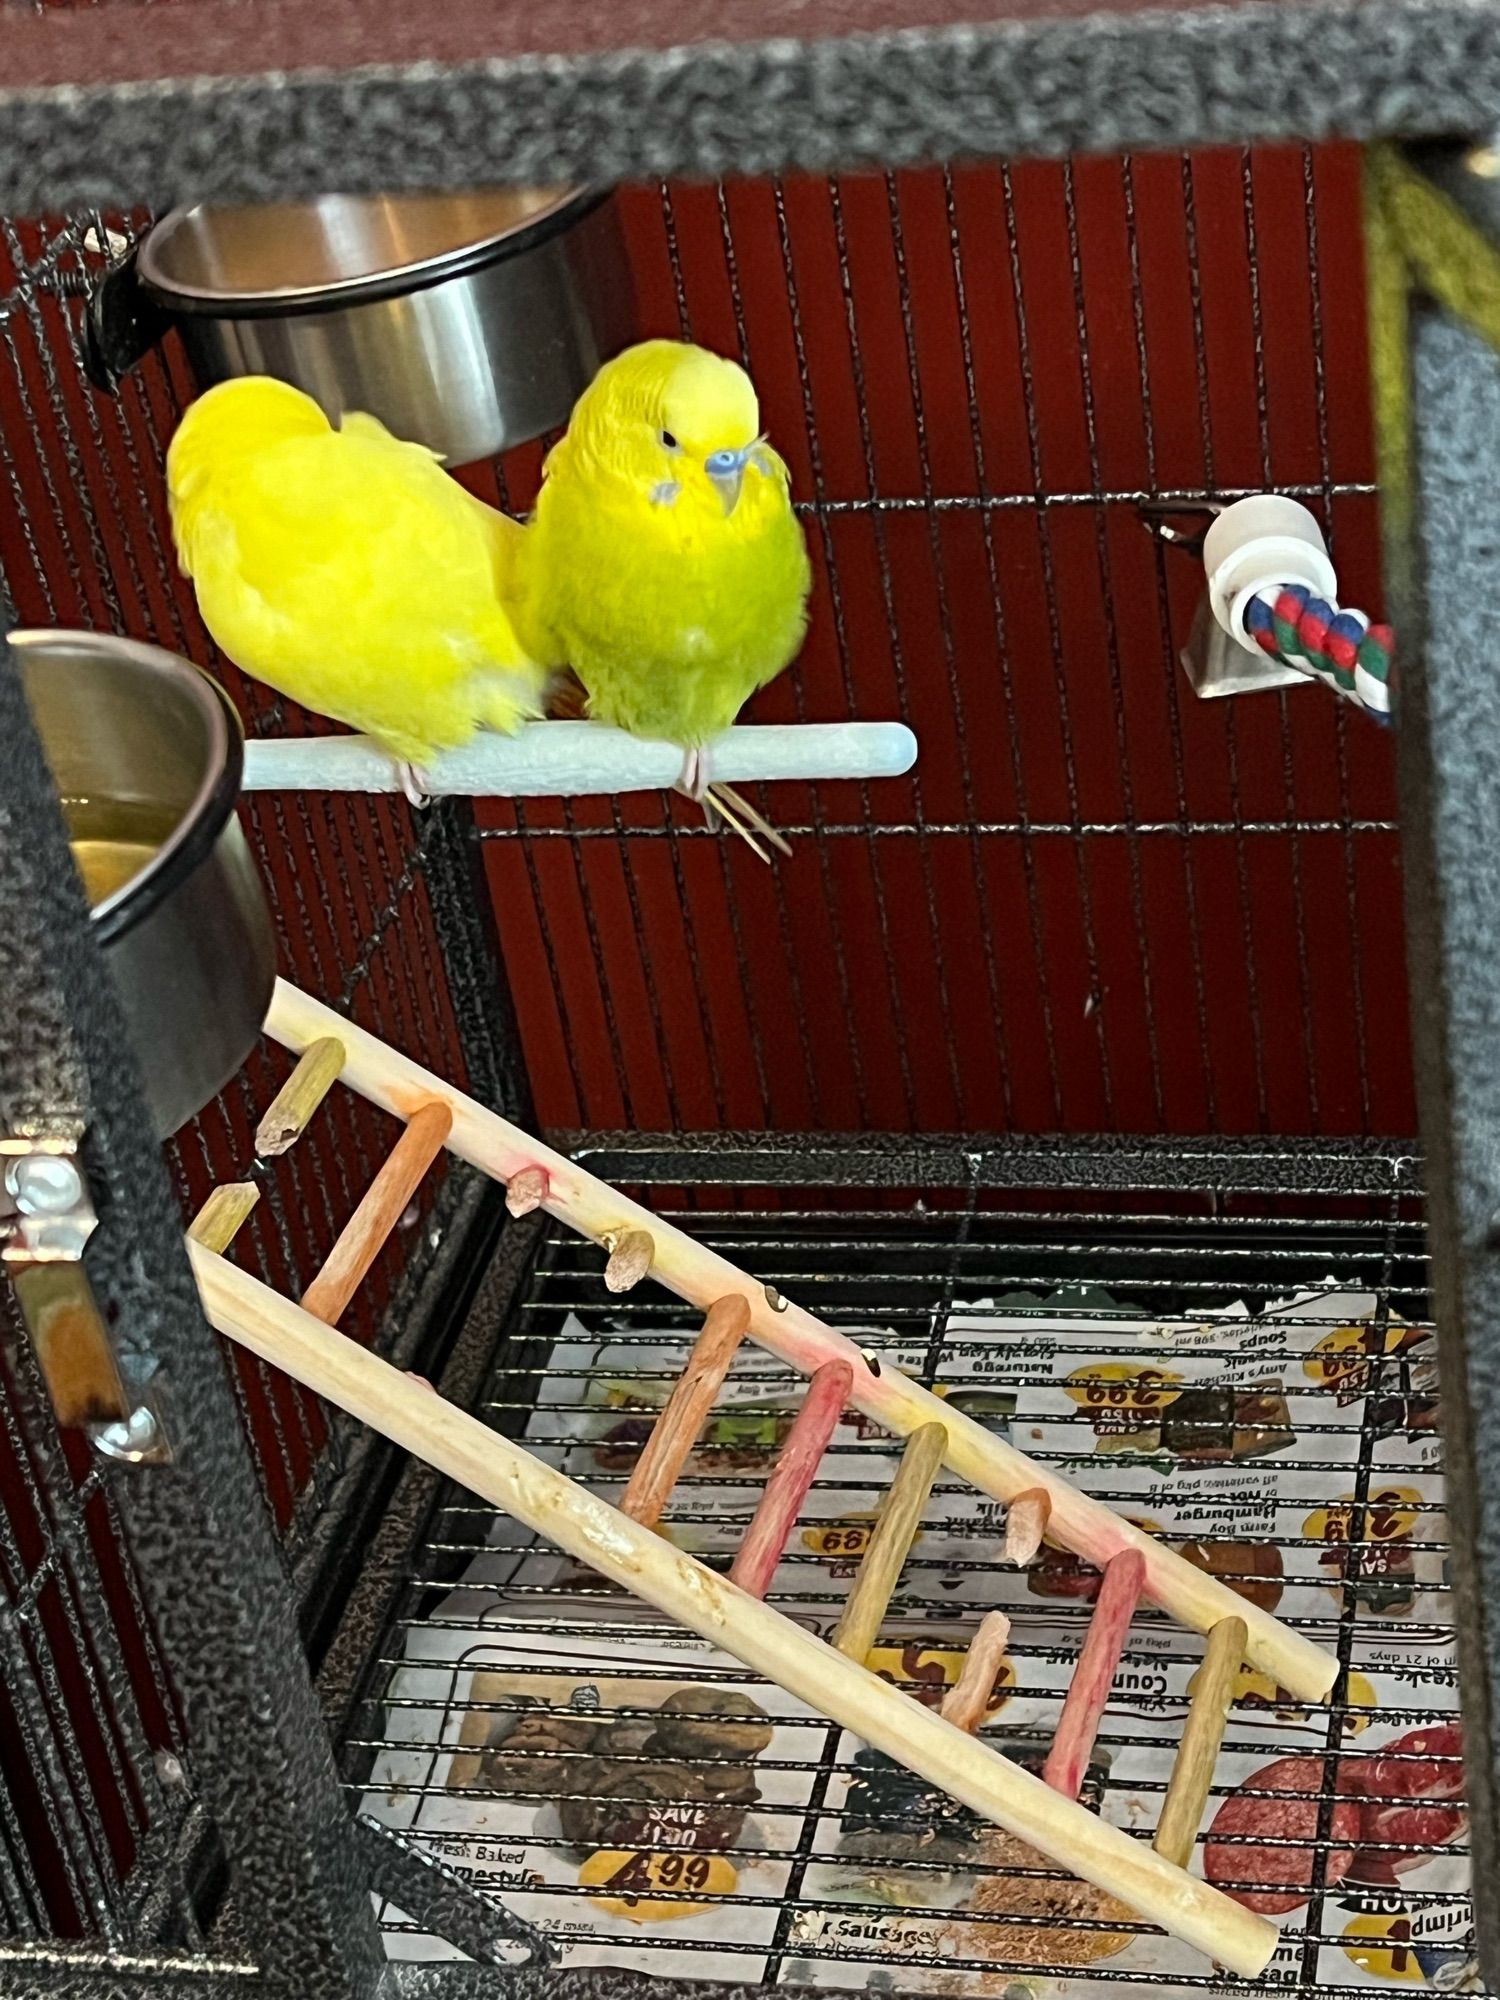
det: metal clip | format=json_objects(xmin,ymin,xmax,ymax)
[
  {"xmin": 92, "ymin": 1399, "xmax": 173, "ymax": 1466},
  {"xmin": 1137, "ymin": 499, "xmax": 1224, "ymax": 560},
  {"xmin": 1, "ymin": 1137, "xmax": 131, "ymax": 1430},
  {"xmin": 1, "ymin": 1137, "xmax": 97, "ymax": 1262},
  {"xmin": 1138, "ymin": 500, "xmax": 1312, "ymax": 701},
  {"xmin": 1177, "ymin": 591, "xmax": 1313, "ymax": 700}
]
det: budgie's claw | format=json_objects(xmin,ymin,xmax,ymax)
[
  {"xmin": 713, "ymin": 783, "xmax": 792, "ymax": 859},
  {"xmin": 395, "ymin": 761, "xmax": 433, "ymax": 809},
  {"xmin": 674, "ymin": 746, "xmax": 790, "ymax": 862},
  {"xmin": 701, "ymin": 786, "xmax": 771, "ymax": 863}
]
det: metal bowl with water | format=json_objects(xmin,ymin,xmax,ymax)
[
  {"xmin": 10, "ymin": 630, "xmax": 277, "ymax": 1138},
  {"xmin": 85, "ymin": 186, "xmax": 633, "ymax": 463}
]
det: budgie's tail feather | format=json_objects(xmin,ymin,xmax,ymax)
[{"xmin": 544, "ymin": 669, "xmax": 591, "ymax": 723}]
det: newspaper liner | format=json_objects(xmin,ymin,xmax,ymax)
[{"xmin": 364, "ymin": 1287, "xmax": 1467, "ymax": 1995}]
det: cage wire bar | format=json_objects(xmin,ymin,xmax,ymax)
[
  {"xmin": 341, "ymin": 1143, "xmax": 1441, "ymax": 1991},
  {"xmin": 0, "ymin": 210, "xmax": 524, "ymax": 1585},
  {"xmin": 0, "ymin": 8, "xmax": 1497, "ymax": 1997},
  {"xmin": 477, "ymin": 150, "xmax": 1399, "ymax": 1145},
  {"xmin": 0, "ymin": 215, "xmax": 534, "ymax": 1994}
]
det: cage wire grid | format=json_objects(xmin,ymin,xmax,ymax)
[
  {"xmin": 475, "ymin": 150, "xmax": 1399, "ymax": 1143},
  {"xmin": 346, "ymin": 1145, "xmax": 1470, "ymax": 1992},
  {"xmin": 0, "ymin": 138, "xmax": 1447, "ymax": 1993},
  {"xmin": 0, "ymin": 211, "xmax": 518, "ymax": 1954}
]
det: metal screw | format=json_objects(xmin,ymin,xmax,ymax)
[
  {"xmin": 154, "ymin": 1749, "xmax": 187, "ymax": 1789},
  {"xmin": 5, "ymin": 1153, "xmax": 83, "ymax": 1216},
  {"xmin": 92, "ymin": 1405, "xmax": 164, "ymax": 1463}
]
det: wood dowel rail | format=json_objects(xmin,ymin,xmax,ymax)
[
  {"xmin": 940, "ymin": 1610, "xmax": 1013, "ymax": 1734},
  {"xmin": 1005, "ymin": 1489, "xmax": 1051, "ymax": 1565},
  {"xmin": 299, "ymin": 1099, "xmax": 452, "ymax": 1326},
  {"xmin": 1154, "ymin": 1616, "xmax": 1248, "ymax": 1868},
  {"xmin": 188, "ymin": 1182, "xmax": 259, "ymax": 1254},
  {"xmin": 255, "ymin": 1037, "xmax": 346, "ymax": 1157},
  {"xmin": 1042, "ymin": 1550, "xmax": 1146, "ymax": 1800},
  {"xmin": 834, "ymin": 1422, "xmax": 947, "ymax": 1663}
]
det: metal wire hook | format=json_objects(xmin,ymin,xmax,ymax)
[{"xmin": 1136, "ymin": 499, "xmax": 1224, "ymax": 559}]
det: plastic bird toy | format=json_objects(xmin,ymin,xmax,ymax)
[
  {"xmin": 167, "ymin": 377, "xmax": 547, "ymax": 803},
  {"xmin": 514, "ymin": 339, "xmax": 812, "ymax": 859}
]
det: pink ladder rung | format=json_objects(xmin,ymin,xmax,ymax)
[
  {"xmin": 1042, "ymin": 1548, "xmax": 1147, "ymax": 1800},
  {"xmin": 729, "ymin": 1358, "xmax": 854, "ymax": 1598}
]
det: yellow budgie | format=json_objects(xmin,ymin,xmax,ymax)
[
  {"xmin": 167, "ymin": 376, "xmax": 546, "ymax": 802},
  {"xmin": 514, "ymin": 339, "xmax": 812, "ymax": 857}
]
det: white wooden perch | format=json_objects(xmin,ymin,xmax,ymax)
[{"xmin": 240, "ymin": 721, "xmax": 918, "ymax": 797}]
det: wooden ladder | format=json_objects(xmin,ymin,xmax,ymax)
[{"xmin": 186, "ymin": 977, "xmax": 1336, "ymax": 1978}]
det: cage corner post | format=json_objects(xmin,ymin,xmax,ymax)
[
  {"xmin": 0, "ymin": 636, "xmax": 387, "ymax": 1998},
  {"xmin": 1376, "ymin": 137, "xmax": 1500, "ymax": 1991}
]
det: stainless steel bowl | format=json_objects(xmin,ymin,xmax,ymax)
[
  {"xmin": 10, "ymin": 630, "xmax": 277, "ymax": 1139},
  {"xmin": 86, "ymin": 187, "xmax": 633, "ymax": 463}
]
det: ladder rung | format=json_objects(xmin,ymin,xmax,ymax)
[
  {"xmin": 940, "ymin": 1609, "xmax": 1012, "ymax": 1733},
  {"xmin": 255, "ymin": 1038, "xmax": 346, "ymax": 1157},
  {"xmin": 1043, "ymin": 1548, "xmax": 1146, "ymax": 1799},
  {"xmin": 300, "ymin": 1100, "xmax": 452, "ymax": 1327},
  {"xmin": 1005, "ymin": 1487, "xmax": 1051, "ymax": 1564},
  {"xmin": 619, "ymin": 1294, "xmax": 750, "ymax": 1525},
  {"xmin": 603, "ymin": 1227, "xmax": 654, "ymax": 1293},
  {"xmin": 1153, "ymin": 1614, "xmax": 1247, "ymax": 1867},
  {"xmin": 833, "ymin": 1420, "xmax": 947, "ymax": 1662},
  {"xmin": 188, "ymin": 1182, "xmax": 260, "ymax": 1254},
  {"xmin": 729, "ymin": 1359, "xmax": 852, "ymax": 1598}
]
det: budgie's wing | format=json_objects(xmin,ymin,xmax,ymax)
[
  {"xmin": 334, "ymin": 414, "xmax": 531, "ymax": 628},
  {"xmin": 335, "ymin": 408, "xmax": 431, "ymax": 451},
  {"xmin": 465, "ymin": 491, "xmax": 530, "ymax": 600},
  {"xmin": 177, "ymin": 429, "xmax": 544, "ymax": 755}
]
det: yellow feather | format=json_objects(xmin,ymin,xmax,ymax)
[
  {"xmin": 167, "ymin": 377, "xmax": 546, "ymax": 766},
  {"xmin": 514, "ymin": 340, "xmax": 812, "ymax": 750}
]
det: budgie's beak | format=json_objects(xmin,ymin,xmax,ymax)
[{"xmin": 705, "ymin": 444, "xmax": 754, "ymax": 515}]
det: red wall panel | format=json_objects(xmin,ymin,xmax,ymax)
[{"xmin": 474, "ymin": 147, "xmax": 1407, "ymax": 1140}]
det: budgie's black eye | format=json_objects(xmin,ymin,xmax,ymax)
[{"xmin": 660, "ymin": 430, "xmax": 679, "ymax": 451}]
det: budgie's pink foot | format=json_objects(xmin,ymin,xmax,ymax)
[
  {"xmin": 394, "ymin": 761, "xmax": 433, "ymax": 809},
  {"xmin": 676, "ymin": 745, "xmax": 710, "ymax": 805}
]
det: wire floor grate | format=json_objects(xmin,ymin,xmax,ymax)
[{"xmin": 342, "ymin": 1145, "xmax": 1478, "ymax": 1997}]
